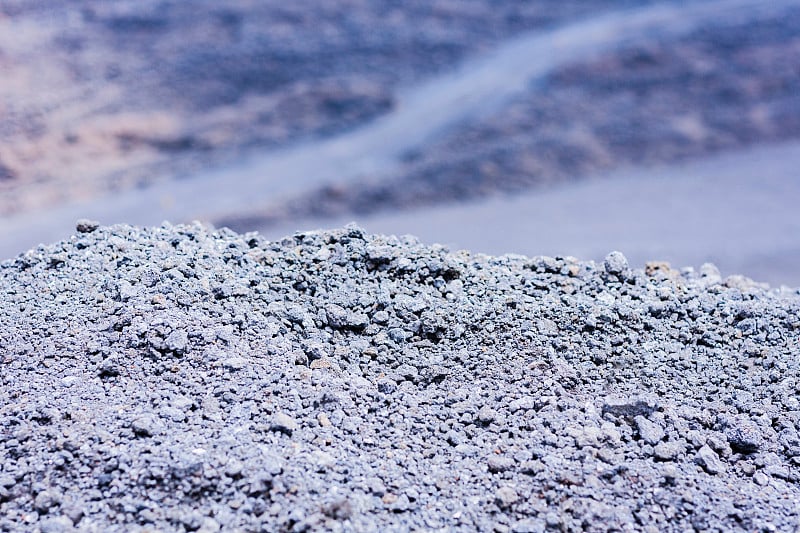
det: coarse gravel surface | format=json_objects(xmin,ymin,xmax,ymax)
[{"xmin": 2, "ymin": 222, "xmax": 800, "ymax": 532}]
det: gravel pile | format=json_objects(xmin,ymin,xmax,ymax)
[{"xmin": 1, "ymin": 222, "xmax": 799, "ymax": 532}]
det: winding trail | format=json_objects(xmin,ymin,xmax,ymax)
[{"xmin": 2, "ymin": 0, "xmax": 799, "ymax": 261}]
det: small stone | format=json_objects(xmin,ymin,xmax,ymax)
[
  {"xmin": 317, "ymin": 413, "xmax": 332, "ymax": 427},
  {"xmin": 753, "ymin": 471, "xmax": 769, "ymax": 486},
  {"xmin": 602, "ymin": 395, "xmax": 657, "ymax": 418},
  {"xmin": 117, "ymin": 280, "xmax": 139, "ymax": 301},
  {"xmin": 372, "ymin": 310, "xmax": 390, "ymax": 324},
  {"xmin": 645, "ymin": 261, "xmax": 672, "ymax": 276},
  {"xmin": 198, "ymin": 517, "xmax": 221, "ymax": 533},
  {"xmin": 476, "ymin": 406, "xmax": 497, "ymax": 424},
  {"xmin": 635, "ymin": 416, "xmax": 665, "ymax": 445},
  {"xmin": 173, "ymin": 395, "xmax": 194, "ymax": 410},
  {"xmin": 391, "ymin": 494, "xmax": 412, "ymax": 512},
  {"xmin": 725, "ymin": 420, "xmax": 763, "ymax": 454},
  {"xmin": 294, "ymin": 351, "xmax": 309, "ymax": 366},
  {"xmin": 160, "ymin": 406, "xmax": 186, "ymax": 423},
  {"xmin": 366, "ymin": 477, "xmax": 386, "ymax": 496},
  {"xmin": 509, "ymin": 396, "xmax": 536, "ymax": 412},
  {"xmin": 181, "ymin": 511, "xmax": 204, "ymax": 531},
  {"xmin": 653, "ymin": 441, "xmax": 683, "ymax": 461},
  {"xmin": 604, "ymin": 251, "xmax": 629, "ymax": 277},
  {"xmin": 519, "ymin": 460, "xmax": 545, "ymax": 475},
  {"xmin": 302, "ymin": 339, "xmax": 329, "ymax": 361},
  {"xmin": 39, "ymin": 516, "xmax": 74, "ymax": 533},
  {"xmin": 271, "ymin": 412, "xmax": 298, "ymax": 435},
  {"xmin": 75, "ymin": 219, "xmax": 100, "ymax": 233},
  {"xmin": 699, "ymin": 263, "xmax": 722, "ymax": 284},
  {"xmin": 165, "ymin": 330, "xmax": 188, "ymax": 355},
  {"xmin": 495, "ymin": 486, "xmax": 519, "ymax": 508},
  {"xmin": 246, "ymin": 473, "xmax": 274, "ymax": 496},
  {"xmin": 325, "ymin": 303, "xmax": 369, "ymax": 330},
  {"xmin": 34, "ymin": 490, "xmax": 59, "ymax": 513},
  {"xmin": 224, "ymin": 461, "xmax": 244, "ymax": 478},
  {"xmin": 695, "ymin": 445, "xmax": 725, "ymax": 474},
  {"xmin": 388, "ymin": 328, "xmax": 409, "ymax": 343},
  {"xmin": 310, "ymin": 450, "xmax": 335, "ymax": 471},
  {"xmin": 223, "ymin": 357, "xmax": 248, "ymax": 371},
  {"xmin": 545, "ymin": 512, "xmax": 561, "ymax": 527},
  {"xmin": 309, "ymin": 358, "xmax": 333, "ymax": 370},
  {"xmin": 662, "ymin": 464, "xmax": 678, "ymax": 484},
  {"xmin": 487, "ymin": 455, "xmax": 515, "ymax": 473},
  {"xmin": 131, "ymin": 415, "xmax": 160, "ymax": 437},
  {"xmin": 60, "ymin": 376, "xmax": 79, "ymax": 387},
  {"xmin": 97, "ymin": 358, "xmax": 120, "ymax": 378},
  {"xmin": 706, "ymin": 434, "xmax": 732, "ymax": 458},
  {"xmin": 377, "ymin": 377, "xmax": 397, "ymax": 394},
  {"xmin": 445, "ymin": 430, "xmax": 465, "ymax": 446},
  {"xmin": 532, "ymin": 255, "xmax": 561, "ymax": 273}
]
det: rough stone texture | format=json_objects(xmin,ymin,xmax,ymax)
[{"xmin": 1, "ymin": 222, "xmax": 799, "ymax": 532}]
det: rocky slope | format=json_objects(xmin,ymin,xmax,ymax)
[{"xmin": 1, "ymin": 223, "xmax": 799, "ymax": 532}]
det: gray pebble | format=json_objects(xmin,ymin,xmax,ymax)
[
  {"xmin": 223, "ymin": 357, "xmax": 248, "ymax": 371},
  {"xmin": 34, "ymin": 490, "xmax": 59, "ymax": 513},
  {"xmin": 695, "ymin": 445, "xmax": 726, "ymax": 475},
  {"xmin": 389, "ymin": 493, "xmax": 412, "ymax": 512},
  {"xmin": 487, "ymin": 456, "xmax": 515, "ymax": 473},
  {"xmin": 635, "ymin": 415, "xmax": 665, "ymax": 445},
  {"xmin": 725, "ymin": 419, "xmax": 764, "ymax": 454},
  {"xmin": 271, "ymin": 412, "xmax": 298, "ymax": 435},
  {"xmin": 495, "ymin": 486, "xmax": 519, "ymax": 508},
  {"xmin": 602, "ymin": 395, "xmax": 657, "ymax": 418},
  {"xmin": 165, "ymin": 330, "xmax": 188, "ymax": 354},
  {"xmin": 75, "ymin": 219, "xmax": 100, "ymax": 233},
  {"xmin": 326, "ymin": 303, "xmax": 369, "ymax": 329},
  {"xmin": 604, "ymin": 251, "xmax": 629, "ymax": 277},
  {"xmin": 477, "ymin": 405, "xmax": 498, "ymax": 424},
  {"xmin": 39, "ymin": 516, "xmax": 75, "ymax": 533},
  {"xmin": 377, "ymin": 377, "xmax": 397, "ymax": 394},
  {"xmin": 130, "ymin": 415, "xmax": 160, "ymax": 437},
  {"xmin": 653, "ymin": 441, "xmax": 683, "ymax": 461},
  {"xmin": 753, "ymin": 471, "xmax": 770, "ymax": 486}
]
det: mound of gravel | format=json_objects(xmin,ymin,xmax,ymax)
[{"xmin": 1, "ymin": 222, "xmax": 799, "ymax": 532}]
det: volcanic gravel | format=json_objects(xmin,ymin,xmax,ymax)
[{"xmin": 1, "ymin": 222, "xmax": 800, "ymax": 532}]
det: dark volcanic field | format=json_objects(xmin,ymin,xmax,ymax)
[
  {"xmin": 0, "ymin": 0, "xmax": 659, "ymax": 215},
  {"xmin": 1, "ymin": 223, "xmax": 799, "ymax": 532},
  {"xmin": 230, "ymin": 8, "xmax": 800, "ymax": 226}
]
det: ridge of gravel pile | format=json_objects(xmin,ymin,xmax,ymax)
[{"xmin": 1, "ymin": 222, "xmax": 799, "ymax": 532}]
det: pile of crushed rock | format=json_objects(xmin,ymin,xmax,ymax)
[{"xmin": 1, "ymin": 222, "xmax": 798, "ymax": 532}]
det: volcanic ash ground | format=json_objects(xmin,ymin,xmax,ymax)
[{"xmin": 1, "ymin": 222, "xmax": 799, "ymax": 532}]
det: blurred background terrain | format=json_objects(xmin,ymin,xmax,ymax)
[{"xmin": 1, "ymin": 0, "xmax": 799, "ymax": 285}]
